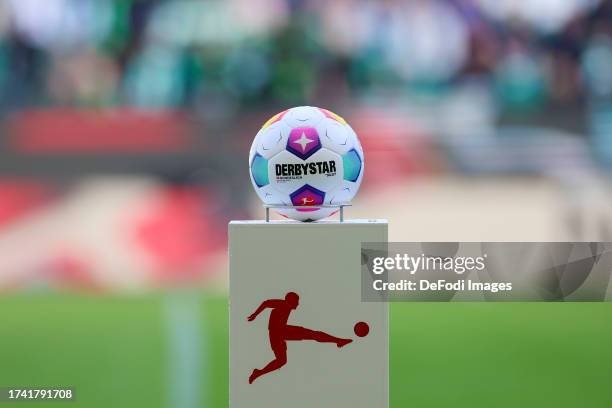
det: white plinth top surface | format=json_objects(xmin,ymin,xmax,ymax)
[{"xmin": 230, "ymin": 219, "xmax": 388, "ymax": 226}]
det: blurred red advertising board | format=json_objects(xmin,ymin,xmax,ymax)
[{"xmin": 7, "ymin": 109, "xmax": 191, "ymax": 153}]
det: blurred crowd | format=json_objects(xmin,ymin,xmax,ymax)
[
  {"xmin": 0, "ymin": 0, "xmax": 611, "ymax": 114},
  {"xmin": 1, "ymin": 0, "xmax": 612, "ymax": 291}
]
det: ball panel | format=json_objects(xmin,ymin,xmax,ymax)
[
  {"xmin": 316, "ymin": 118, "xmax": 354, "ymax": 155},
  {"xmin": 325, "ymin": 180, "xmax": 359, "ymax": 205},
  {"xmin": 286, "ymin": 126, "xmax": 321, "ymax": 160},
  {"xmin": 251, "ymin": 121, "xmax": 291, "ymax": 160},
  {"xmin": 260, "ymin": 109, "xmax": 288, "ymax": 130},
  {"xmin": 348, "ymin": 125, "xmax": 364, "ymax": 157},
  {"xmin": 282, "ymin": 106, "xmax": 325, "ymax": 128},
  {"xmin": 342, "ymin": 149, "xmax": 362, "ymax": 182},
  {"xmin": 319, "ymin": 108, "xmax": 348, "ymax": 125},
  {"xmin": 289, "ymin": 184, "xmax": 325, "ymax": 208},
  {"xmin": 250, "ymin": 153, "xmax": 269, "ymax": 187},
  {"xmin": 252, "ymin": 184, "xmax": 290, "ymax": 206}
]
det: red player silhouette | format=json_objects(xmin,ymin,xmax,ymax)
[{"xmin": 247, "ymin": 291, "xmax": 353, "ymax": 384}]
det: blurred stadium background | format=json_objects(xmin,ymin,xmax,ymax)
[{"xmin": 0, "ymin": 0, "xmax": 611, "ymax": 407}]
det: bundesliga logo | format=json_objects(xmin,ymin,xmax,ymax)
[{"xmin": 275, "ymin": 161, "xmax": 337, "ymax": 177}]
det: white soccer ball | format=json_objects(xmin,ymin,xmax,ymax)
[{"xmin": 249, "ymin": 106, "xmax": 364, "ymax": 222}]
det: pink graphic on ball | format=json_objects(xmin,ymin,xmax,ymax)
[
  {"xmin": 290, "ymin": 184, "xmax": 325, "ymax": 212},
  {"xmin": 287, "ymin": 127, "xmax": 321, "ymax": 160}
]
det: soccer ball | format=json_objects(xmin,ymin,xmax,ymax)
[{"xmin": 249, "ymin": 106, "xmax": 364, "ymax": 222}]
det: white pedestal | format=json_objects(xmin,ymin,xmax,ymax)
[{"xmin": 229, "ymin": 220, "xmax": 388, "ymax": 408}]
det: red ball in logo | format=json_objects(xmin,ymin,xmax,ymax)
[{"xmin": 354, "ymin": 321, "xmax": 369, "ymax": 337}]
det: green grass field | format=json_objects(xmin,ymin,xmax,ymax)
[{"xmin": 0, "ymin": 294, "xmax": 611, "ymax": 407}]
